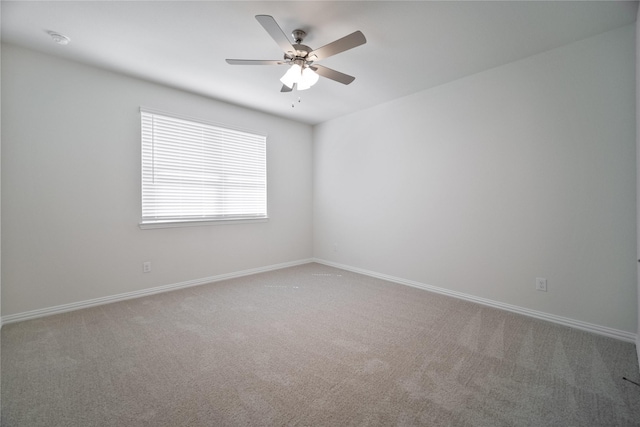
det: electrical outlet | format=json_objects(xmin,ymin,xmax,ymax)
[
  {"xmin": 143, "ymin": 261, "xmax": 151, "ymax": 273},
  {"xmin": 535, "ymin": 277, "xmax": 547, "ymax": 292}
]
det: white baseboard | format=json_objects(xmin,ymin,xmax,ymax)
[
  {"xmin": 1, "ymin": 258, "xmax": 314, "ymax": 326},
  {"xmin": 4, "ymin": 257, "xmax": 636, "ymax": 346},
  {"xmin": 313, "ymin": 258, "xmax": 637, "ymax": 344}
]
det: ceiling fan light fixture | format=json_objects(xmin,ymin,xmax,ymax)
[{"xmin": 281, "ymin": 64, "xmax": 319, "ymax": 91}]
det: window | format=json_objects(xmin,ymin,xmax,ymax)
[{"xmin": 140, "ymin": 109, "xmax": 267, "ymax": 228}]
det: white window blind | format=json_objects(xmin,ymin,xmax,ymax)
[{"xmin": 141, "ymin": 109, "xmax": 267, "ymax": 225}]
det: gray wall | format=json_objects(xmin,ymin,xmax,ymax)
[
  {"xmin": 1, "ymin": 44, "xmax": 314, "ymax": 316},
  {"xmin": 314, "ymin": 25, "xmax": 637, "ymax": 333}
]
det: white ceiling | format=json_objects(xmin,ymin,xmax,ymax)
[{"xmin": 2, "ymin": 1, "xmax": 637, "ymax": 125}]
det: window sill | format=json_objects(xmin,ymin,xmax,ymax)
[{"xmin": 139, "ymin": 217, "xmax": 268, "ymax": 229}]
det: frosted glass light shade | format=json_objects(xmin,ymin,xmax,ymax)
[
  {"xmin": 280, "ymin": 64, "xmax": 302, "ymax": 88},
  {"xmin": 297, "ymin": 67, "xmax": 320, "ymax": 91}
]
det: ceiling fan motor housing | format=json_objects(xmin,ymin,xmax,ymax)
[
  {"xmin": 287, "ymin": 44, "xmax": 314, "ymax": 62},
  {"xmin": 286, "ymin": 29, "xmax": 318, "ymax": 65}
]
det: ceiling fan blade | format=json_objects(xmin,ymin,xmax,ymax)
[
  {"xmin": 311, "ymin": 65, "xmax": 356, "ymax": 85},
  {"xmin": 226, "ymin": 59, "xmax": 285, "ymax": 65},
  {"xmin": 255, "ymin": 15, "xmax": 296, "ymax": 55},
  {"xmin": 308, "ymin": 31, "xmax": 366, "ymax": 61},
  {"xmin": 280, "ymin": 84, "xmax": 293, "ymax": 93}
]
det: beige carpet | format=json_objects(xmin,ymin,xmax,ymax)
[{"xmin": 2, "ymin": 263, "xmax": 640, "ymax": 426}]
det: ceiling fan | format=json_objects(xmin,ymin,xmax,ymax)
[{"xmin": 226, "ymin": 15, "xmax": 366, "ymax": 92}]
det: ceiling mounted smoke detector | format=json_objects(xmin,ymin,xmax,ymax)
[{"xmin": 46, "ymin": 30, "xmax": 70, "ymax": 45}]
